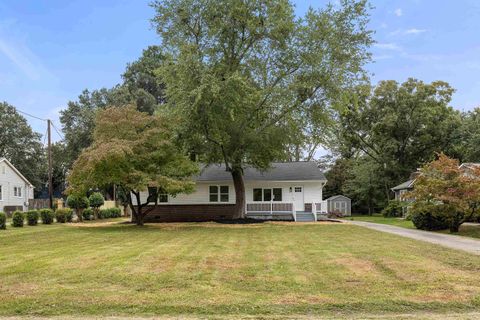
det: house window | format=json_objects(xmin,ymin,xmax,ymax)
[
  {"xmin": 209, "ymin": 185, "xmax": 229, "ymax": 202},
  {"xmin": 14, "ymin": 186, "xmax": 22, "ymax": 197},
  {"xmin": 253, "ymin": 188, "xmax": 282, "ymax": 201},
  {"xmin": 159, "ymin": 193, "xmax": 168, "ymax": 203}
]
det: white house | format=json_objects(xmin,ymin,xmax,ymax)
[
  {"xmin": 0, "ymin": 158, "xmax": 34, "ymax": 214},
  {"xmin": 133, "ymin": 161, "xmax": 328, "ymax": 222}
]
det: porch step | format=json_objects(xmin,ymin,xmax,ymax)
[{"xmin": 295, "ymin": 212, "xmax": 315, "ymax": 222}]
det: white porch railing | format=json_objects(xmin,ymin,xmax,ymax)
[
  {"xmin": 314, "ymin": 201, "xmax": 328, "ymax": 216},
  {"xmin": 246, "ymin": 202, "xmax": 295, "ymax": 220}
]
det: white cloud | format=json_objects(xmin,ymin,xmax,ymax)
[
  {"xmin": 405, "ymin": 28, "xmax": 427, "ymax": 35},
  {"xmin": 394, "ymin": 8, "xmax": 403, "ymax": 17},
  {"xmin": 0, "ymin": 38, "xmax": 41, "ymax": 80},
  {"xmin": 389, "ymin": 28, "xmax": 427, "ymax": 36},
  {"xmin": 374, "ymin": 43, "xmax": 402, "ymax": 51}
]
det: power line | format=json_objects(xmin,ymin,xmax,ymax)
[
  {"xmin": 51, "ymin": 122, "xmax": 64, "ymax": 141},
  {"xmin": 42, "ymin": 126, "xmax": 49, "ymax": 146},
  {"xmin": 14, "ymin": 107, "xmax": 48, "ymax": 122}
]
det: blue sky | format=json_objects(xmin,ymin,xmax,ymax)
[{"xmin": 1, "ymin": 0, "xmax": 480, "ymax": 140}]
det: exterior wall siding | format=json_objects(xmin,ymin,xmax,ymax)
[
  {"xmin": 0, "ymin": 162, "xmax": 34, "ymax": 213},
  {"xmin": 132, "ymin": 181, "xmax": 324, "ymax": 207},
  {"xmin": 132, "ymin": 180, "xmax": 325, "ymax": 221}
]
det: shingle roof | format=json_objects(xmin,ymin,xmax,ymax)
[
  {"xmin": 326, "ymin": 195, "xmax": 351, "ymax": 201},
  {"xmin": 196, "ymin": 162, "xmax": 326, "ymax": 182},
  {"xmin": 391, "ymin": 179, "xmax": 415, "ymax": 191}
]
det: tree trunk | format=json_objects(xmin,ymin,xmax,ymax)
[
  {"xmin": 77, "ymin": 209, "xmax": 83, "ymax": 222},
  {"xmin": 132, "ymin": 192, "xmax": 145, "ymax": 226},
  {"xmin": 231, "ymin": 168, "xmax": 246, "ymax": 219}
]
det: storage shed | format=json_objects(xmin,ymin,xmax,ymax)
[{"xmin": 326, "ymin": 195, "xmax": 351, "ymax": 216}]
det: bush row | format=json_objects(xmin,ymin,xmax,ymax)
[
  {"xmin": 0, "ymin": 208, "xmax": 73, "ymax": 229},
  {"xmin": 0, "ymin": 205, "xmax": 122, "ymax": 230},
  {"xmin": 83, "ymin": 207, "xmax": 122, "ymax": 220}
]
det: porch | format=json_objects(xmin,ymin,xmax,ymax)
[{"xmin": 246, "ymin": 201, "xmax": 327, "ymax": 222}]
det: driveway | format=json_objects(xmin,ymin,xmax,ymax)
[{"xmin": 348, "ymin": 220, "xmax": 480, "ymax": 255}]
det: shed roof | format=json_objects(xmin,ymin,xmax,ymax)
[
  {"xmin": 197, "ymin": 162, "xmax": 326, "ymax": 182},
  {"xmin": 326, "ymin": 195, "xmax": 351, "ymax": 201}
]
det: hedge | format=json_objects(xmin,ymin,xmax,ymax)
[
  {"xmin": 26, "ymin": 210, "xmax": 39, "ymax": 226},
  {"xmin": 12, "ymin": 211, "xmax": 24, "ymax": 227},
  {"xmin": 40, "ymin": 209, "xmax": 55, "ymax": 225},
  {"xmin": 55, "ymin": 208, "xmax": 72, "ymax": 223},
  {"xmin": 98, "ymin": 208, "xmax": 122, "ymax": 219},
  {"xmin": 82, "ymin": 208, "xmax": 94, "ymax": 220},
  {"xmin": 0, "ymin": 212, "xmax": 6, "ymax": 230}
]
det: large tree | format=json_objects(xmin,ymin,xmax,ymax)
[
  {"xmin": 338, "ymin": 79, "xmax": 462, "ymax": 199},
  {"xmin": 153, "ymin": 0, "xmax": 373, "ymax": 218},
  {"xmin": 67, "ymin": 106, "xmax": 198, "ymax": 226},
  {"xmin": 0, "ymin": 102, "xmax": 45, "ymax": 191}
]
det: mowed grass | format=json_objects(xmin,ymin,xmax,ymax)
[
  {"xmin": 1, "ymin": 220, "xmax": 480, "ymax": 318},
  {"xmin": 347, "ymin": 214, "xmax": 480, "ymax": 239}
]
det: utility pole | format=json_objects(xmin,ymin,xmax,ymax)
[{"xmin": 48, "ymin": 119, "xmax": 53, "ymax": 209}]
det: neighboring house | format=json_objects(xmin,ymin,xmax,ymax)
[
  {"xmin": 0, "ymin": 158, "xmax": 34, "ymax": 215},
  {"xmin": 391, "ymin": 163, "xmax": 480, "ymax": 214},
  {"xmin": 326, "ymin": 195, "xmax": 351, "ymax": 216},
  {"xmin": 391, "ymin": 179, "xmax": 415, "ymax": 201},
  {"xmin": 133, "ymin": 161, "xmax": 328, "ymax": 222}
]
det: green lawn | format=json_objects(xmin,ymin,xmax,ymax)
[
  {"xmin": 346, "ymin": 214, "xmax": 480, "ymax": 239},
  {"xmin": 1, "ymin": 220, "xmax": 480, "ymax": 319}
]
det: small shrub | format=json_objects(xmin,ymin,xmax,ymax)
[
  {"xmin": 12, "ymin": 211, "xmax": 24, "ymax": 227},
  {"xmin": 82, "ymin": 208, "xmax": 94, "ymax": 221},
  {"xmin": 327, "ymin": 210, "xmax": 344, "ymax": 219},
  {"xmin": 0, "ymin": 212, "xmax": 6, "ymax": 230},
  {"xmin": 26, "ymin": 210, "xmax": 39, "ymax": 226},
  {"xmin": 410, "ymin": 202, "xmax": 449, "ymax": 231},
  {"xmin": 98, "ymin": 209, "xmax": 110, "ymax": 219},
  {"xmin": 381, "ymin": 200, "xmax": 405, "ymax": 217},
  {"xmin": 66, "ymin": 195, "xmax": 89, "ymax": 222},
  {"xmin": 97, "ymin": 208, "xmax": 121, "ymax": 219},
  {"xmin": 108, "ymin": 208, "xmax": 121, "ymax": 218},
  {"xmin": 65, "ymin": 208, "xmax": 74, "ymax": 222},
  {"xmin": 40, "ymin": 209, "xmax": 55, "ymax": 225},
  {"xmin": 55, "ymin": 208, "xmax": 71, "ymax": 223}
]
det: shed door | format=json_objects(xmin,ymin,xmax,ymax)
[
  {"xmin": 293, "ymin": 186, "xmax": 304, "ymax": 211},
  {"xmin": 334, "ymin": 201, "xmax": 347, "ymax": 214}
]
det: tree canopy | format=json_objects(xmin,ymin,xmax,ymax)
[
  {"xmin": 67, "ymin": 105, "xmax": 198, "ymax": 225},
  {"xmin": 0, "ymin": 102, "xmax": 45, "ymax": 190}
]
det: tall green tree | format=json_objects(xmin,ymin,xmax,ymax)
[
  {"xmin": 343, "ymin": 156, "xmax": 385, "ymax": 214},
  {"xmin": 153, "ymin": 0, "xmax": 373, "ymax": 218},
  {"xmin": 0, "ymin": 102, "xmax": 45, "ymax": 191},
  {"xmin": 60, "ymin": 88, "xmax": 115, "ymax": 167},
  {"xmin": 67, "ymin": 106, "xmax": 198, "ymax": 226},
  {"xmin": 456, "ymin": 107, "xmax": 480, "ymax": 162},
  {"xmin": 339, "ymin": 79, "xmax": 462, "ymax": 198}
]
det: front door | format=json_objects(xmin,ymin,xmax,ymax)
[{"xmin": 293, "ymin": 186, "xmax": 304, "ymax": 211}]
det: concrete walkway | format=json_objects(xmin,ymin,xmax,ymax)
[{"xmin": 348, "ymin": 220, "xmax": 480, "ymax": 255}]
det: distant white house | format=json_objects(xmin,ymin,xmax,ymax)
[
  {"xmin": 0, "ymin": 158, "xmax": 34, "ymax": 214},
  {"xmin": 132, "ymin": 162, "xmax": 329, "ymax": 222}
]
